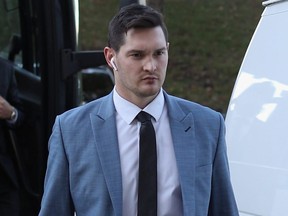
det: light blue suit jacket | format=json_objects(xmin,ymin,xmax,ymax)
[{"xmin": 39, "ymin": 91, "xmax": 238, "ymax": 216}]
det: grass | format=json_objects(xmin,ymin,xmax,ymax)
[{"xmin": 79, "ymin": 0, "xmax": 263, "ymax": 113}]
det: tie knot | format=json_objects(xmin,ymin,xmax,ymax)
[{"xmin": 136, "ymin": 111, "xmax": 151, "ymax": 123}]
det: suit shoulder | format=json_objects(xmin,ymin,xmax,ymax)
[
  {"xmin": 166, "ymin": 94, "xmax": 223, "ymax": 121},
  {"xmin": 168, "ymin": 94, "xmax": 218, "ymax": 112},
  {"xmin": 57, "ymin": 95, "xmax": 110, "ymax": 124}
]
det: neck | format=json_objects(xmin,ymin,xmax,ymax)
[{"xmin": 114, "ymin": 87, "xmax": 160, "ymax": 109}]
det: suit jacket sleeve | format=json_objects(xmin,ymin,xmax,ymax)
[
  {"xmin": 39, "ymin": 116, "xmax": 74, "ymax": 216},
  {"xmin": 208, "ymin": 113, "xmax": 239, "ymax": 215},
  {"xmin": 5, "ymin": 63, "xmax": 24, "ymax": 128}
]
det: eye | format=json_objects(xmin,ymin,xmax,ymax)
[
  {"xmin": 130, "ymin": 52, "xmax": 142, "ymax": 58},
  {"xmin": 155, "ymin": 50, "xmax": 166, "ymax": 56}
]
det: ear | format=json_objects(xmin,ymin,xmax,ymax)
[{"xmin": 104, "ymin": 47, "xmax": 116, "ymax": 70}]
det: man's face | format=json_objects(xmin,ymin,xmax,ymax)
[{"xmin": 113, "ymin": 26, "xmax": 169, "ymax": 107}]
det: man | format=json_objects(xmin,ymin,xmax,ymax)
[
  {"xmin": 39, "ymin": 4, "xmax": 238, "ymax": 216},
  {"xmin": 0, "ymin": 57, "xmax": 24, "ymax": 216}
]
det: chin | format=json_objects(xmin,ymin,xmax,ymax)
[{"xmin": 142, "ymin": 88, "xmax": 160, "ymax": 97}]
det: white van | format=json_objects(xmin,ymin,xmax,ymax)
[{"xmin": 225, "ymin": 0, "xmax": 288, "ymax": 215}]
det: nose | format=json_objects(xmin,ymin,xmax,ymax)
[{"xmin": 143, "ymin": 57, "xmax": 157, "ymax": 72}]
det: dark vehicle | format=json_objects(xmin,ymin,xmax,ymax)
[{"xmin": 0, "ymin": 0, "xmax": 143, "ymax": 214}]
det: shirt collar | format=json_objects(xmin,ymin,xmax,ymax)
[{"xmin": 113, "ymin": 88, "xmax": 165, "ymax": 124}]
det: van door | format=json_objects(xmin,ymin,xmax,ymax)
[{"xmin": 225, "ymin": 1, "xmax": 288, "ymax": 215}]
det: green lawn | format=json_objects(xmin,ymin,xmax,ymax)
[{"xmin": 79, "ymin": 0, "xmax": 263, "ymax": 113}]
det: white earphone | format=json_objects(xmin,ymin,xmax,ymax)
[{"xmin": 110, "ymin": 57, "xmax": 118, "ymax": 71}]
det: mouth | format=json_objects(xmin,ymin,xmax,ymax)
[{"xmin": 142, "ymin": 75, "xmax": 158, "ymax": 81}]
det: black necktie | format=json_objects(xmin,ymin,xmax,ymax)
[{"xmin": 136, "ymin": 111, "xmax": 157, "ymax": 216}]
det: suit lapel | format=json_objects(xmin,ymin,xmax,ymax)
[
  {"xmin": 90, "ymin": 94, "xmax": 123, "ymax": 216},
  {"xmin": 164, "ymin": 93, "xmax": 196, "ymax": 215},
  {"xmin": 88, "ymin": 92, "xmax": 196, "ymax": 215}
]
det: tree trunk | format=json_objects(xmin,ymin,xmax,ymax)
[
  {"xmin": 119, "ymin": 0, "xmax": 138, "ymax": 8},
  {"xmin": 119, "ymin": 0, "xmax": 164, "ymax": 13},
  {"xmin": 146, "ymin": 0, "xmax": 164, "ymax": 12}
]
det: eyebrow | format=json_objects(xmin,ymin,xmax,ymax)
[
  {"xmin": 156, "ymin": 47, "xmax": 168, "ymax": 52},
  {"xmin": 126, "ymin": 47, "xmax": 168, "ymax": 55}
]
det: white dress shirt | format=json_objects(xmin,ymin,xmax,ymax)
[{"xmin": 113, "ymin": 88, "xmax": 183, "ymax": 216}]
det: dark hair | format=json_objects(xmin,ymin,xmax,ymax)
[{"xmin": 108, "ymin": 4, "xmax": 168, "ymax": 52}]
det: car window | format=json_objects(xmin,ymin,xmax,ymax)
[{"xmin": 0, "ymin": 0, "xmax": 22, "ymax": 66}]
